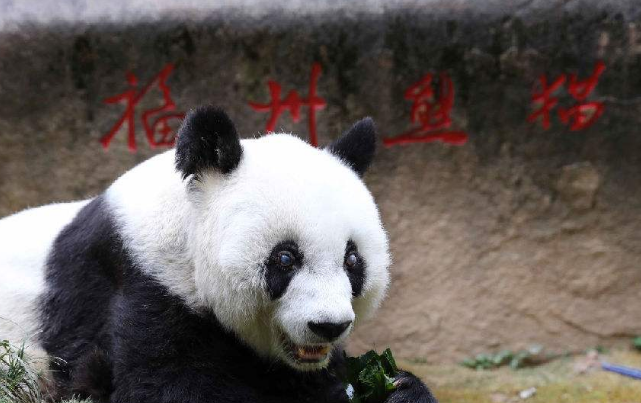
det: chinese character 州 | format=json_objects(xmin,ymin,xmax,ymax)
[
  {"xmin": 249, "ymin": 62, "xmax": 326, "ymax": 147},
  {"xmin": 384, "ymin": 72, "xmax": 468, "ymax": 147},
  {"xmin": 101, "ymin": 64, "xmax": 185, "ymax": 152},
  {"xmin": 528, "ymin": 61, "xmax": 606, "ymax": 131}
]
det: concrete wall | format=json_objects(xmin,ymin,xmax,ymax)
[{"xmin": 0, "ymin": 0, "xmax": 640, "ymax": 362}]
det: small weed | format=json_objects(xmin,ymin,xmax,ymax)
[
  {"xmin": 0, "ymin": 339, "xmax": 91, "ymax": 403},
  {"xmin": 461, "ymin": 345, "xmax": 549, "ymax": 370},
  {"xmin": 633, "ymin": 337, "xmax": 641, "ymax": 352},
  {"xmin": 0, "ymin": 339, "xmax": 41, "ymax": 403}
]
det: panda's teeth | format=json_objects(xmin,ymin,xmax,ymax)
[
  {"xmin": 317, "ymin": 345, "xmax": 330, "ymax": 355},
  {"xmin": 294, "ymin": 345, "xmax": 331, "ymax": 360}
]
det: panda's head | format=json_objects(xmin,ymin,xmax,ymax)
[{"xmin": 175, "ymin": 106, "xmax": 390, "ymax": 371}]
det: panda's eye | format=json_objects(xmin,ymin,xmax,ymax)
[
  {"xmin": 345, "ymin": 252, "xmax": 359, "ymax": 268},
  {"xmin": 344, "ymin": 241, "xmax": 365, "ymax": 297},
  {"xmin": 277, "ymin": 251, "xmax": 295, "ymax": 268}
]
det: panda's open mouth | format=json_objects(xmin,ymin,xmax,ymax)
[{"xmin": 280, "ymin": 335, "xmax": 331, "ymax": 364}]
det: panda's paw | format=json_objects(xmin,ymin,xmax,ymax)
[{"xmin": 384, "ymin": 371, "xmax": 438, "ymax": 403}]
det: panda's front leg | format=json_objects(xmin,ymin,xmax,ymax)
[{"xmin": 385, "ymin": 370, "xmax": 439, "ymax": 403}]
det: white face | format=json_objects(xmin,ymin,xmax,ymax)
[{"xmin": 187, "ymin": 134, "xmax": 390, "ymax": 371}]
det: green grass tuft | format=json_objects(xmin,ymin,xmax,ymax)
[
  {"xmin": 0, "ymin": 339, "xmax": 91, "ymax": 403},
  {"xmin": 0, "ymin": 339, "xmax": 41, "ymax": 403}
]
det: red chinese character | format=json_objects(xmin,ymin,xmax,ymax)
[
  {"xmin": 383, "ymin": 72, "xmax": 468, "ymax": 147},
  {"xmin": 101, "ymin": 64, "xmax": 185, "ymax": 152},
  {"xmin": 528, "ymin": 61, "xmax": 605, "ymax": 131},
  {"xmin": 559, "ymin": 61, "xmax": 606, "ymax": 130},
  {"xmin": 249, "ymin": 62, "xmax": 326, "ymax": 147},
  {"xmin": 527, "ymin": 75, "xmax": 566, "ymax": 130}
]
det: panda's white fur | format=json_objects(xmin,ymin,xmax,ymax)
[
  {"xmin": 0, "ymin": 200, "xmax": 88, "ymax": 345},
  {"xmin": 106, "ymin": 134, "xmax": 390, "ymax": 369}
]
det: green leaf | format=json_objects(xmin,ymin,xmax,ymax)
[
  {"xmin": 358, "ymin": 350, "xmax": 380, "ymax": 369},
  {"xmin": 343, "ymin": 349, "xmax": 400, "ymax": 402},
  {"xmin": 346, "ymin": 356, "xmax": 364, "ymax": 384},
  {"xmin": 358, "ymin": 360, "xmax": 387, "ymax": 402},
  {"xmin": 380, "ymin": 348, "xmax": 399, "ymax": 376},
  {"xmin": 384, "ymin": 373, "xmax": 397, "ymax": 392},
  {"xmin": 634, "ymin": 336, "xmax": 641, "ymax": 352}
]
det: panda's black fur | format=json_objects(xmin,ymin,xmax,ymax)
[
  {"xmin": 40, "ymin": 195, "xmax": 120, "ymax": 400},
  {"xmin": 35, "ymin": 107, "xmax": 438, "ymax": 403}
]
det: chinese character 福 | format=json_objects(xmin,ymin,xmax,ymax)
[{"xmin": 101, "ymin": 64, "xmax": 185, "ymax": 152}]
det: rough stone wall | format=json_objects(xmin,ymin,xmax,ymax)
[{"xmin": 0, "ymin": 1, "xmax": 640, "ymax": 362}]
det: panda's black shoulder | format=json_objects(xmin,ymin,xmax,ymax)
[{"xmin": 40, "ymin": 195, "xmax": 127, "ymax": 401}]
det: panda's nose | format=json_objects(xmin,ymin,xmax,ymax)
[{"xmin": 307, "ymin": 320, "xmax": 352, "ymax": 341}]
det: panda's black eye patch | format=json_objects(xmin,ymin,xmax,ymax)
[
  {"xmin": 265, "ymin": 241, "xmax": 302, "ymax": 300},
  {"xmin": 345, "ymin": 240, "xmax": 366, "ymax": 297}
]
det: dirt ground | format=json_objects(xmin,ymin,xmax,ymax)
[{"xmin": 405, "ymin": 349, "xmax": 641, "ymax": 403}]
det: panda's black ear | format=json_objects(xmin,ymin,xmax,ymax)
[
  {"xmin": 175, "ymin": 106, "xmax": 242, "ymax": 179},
  {"xmin": 326, "ymin": 117, "xmax": 376, "ymax": 177}
]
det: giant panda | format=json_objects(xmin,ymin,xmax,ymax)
[{"xmin": 0, "ymin": 106, "xmax": 437, "ymax": 403}]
